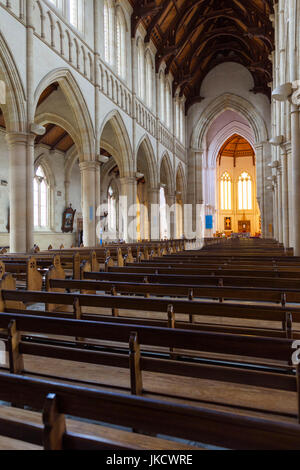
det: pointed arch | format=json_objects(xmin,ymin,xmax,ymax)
[
  {"xmin": 136, "ymin": 37, "xmax": 145, "ymax": 100},
  {"xmin": 176, "ymin": 162, "xmax": 186, "ymax": 203},
  {"xmin": 208, "ymin": 120, "xmax": 255, "ymax": 168},
  {"xmin": 191, "ymin": 93, "xmax": 269, "ymax": 150},
  {"xmin": 0, "ymin": 32, "xmax": 26, "ymax": 132},
  {"xmin": 116, "ymin": 5, "xmax": 127, "ymax": 79},
  {"xmin": 34, "ymin": 112, "xmax": 79, "ymax": 153},
  {"xmin": 34, "ymin": 152, "xmax": 56, "ymax": 189},
  {"xmin": 99, "ymin": 110, "xmax": 133, "ymax": 178},
  {"xmin": 34, "ymin": 68, "xmax": 95, "ymax": 159},
  {"xmin": 136, "ymin": 134, "xmax": 158, "ymax": 189},
  {"xmin": 160, "ymin": 152, "xmax": 175, "ymax": 194},
  {"xmin": 64, "ymin": 146, "xmax": 79, "ymax": 183},
  {"xmin": 145, "ymin": 50, "xmax": 154, "ymax": 109}
]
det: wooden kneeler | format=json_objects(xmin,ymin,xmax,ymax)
[{"xmin": 43, "ymin": 393, "xmax": 66, "ymax": 450}]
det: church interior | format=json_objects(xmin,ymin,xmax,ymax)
[{"xmin": 0, "ymin": 0, "xmax": 299, "ymax": 452}]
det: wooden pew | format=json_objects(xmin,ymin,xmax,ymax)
[
  {"xmin": 106, "ymin": 265, "xmax": 300, "ymax": 278},
  {"xmin": 2, "ymin": 279, "xmax": 300, "ymax": 339},
  {"xmin": 0, "ymin": 310, "xmax": 298, "ymax": 424},
  {"xmin": 1, "ymin": 372, "xmax": 300, "ymax": 449},
  {"xmin": 0, "ymin": 257, "xmax": 43, "ymax": 291},
  {"xmin": 48, "ymin": 276, "xmax": 300, "ymax": 308},
  {"xmin": 82, "ymin": 270, "xmax": 300, "ymax": 289}
]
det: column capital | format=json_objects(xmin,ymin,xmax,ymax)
[
  {"xmin": 148, "ymin": 186, "xmax": 160, "ymax": 193},
  {"xmin": 79, "ymin": 160, "xmax": 99, "ymax": 172},
  {"xmin": 281, "ymin": 141, "xmax": 292, "ymax": 155},
  {"xmin": 119, "ymin": 176, "xmax": 137, "ymax": 185},
  {"xmin": 5, "ymin": 132, "xmax": 31, "ymax": 146}
]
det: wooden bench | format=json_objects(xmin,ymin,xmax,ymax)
[
  {"xmin": 1, "ymin": 372, "xmax": 300, "ymax": 449},
  {"xmin": 48, "ymin": 275, "xmax": 300, "ymax": 306},
  {"xmin": 2, "ymin": 277, "xmax": 300, "ymax": 339},
  {"xmin": 107, "ymin": 265, "xmax": 300, "ymax": 278},
  {"xmin": 82, "ymin": 270, "xmax": 300, "ymax": 290},
  {"xmin": 0, "ymin": 309, "xmax": 297, "ymax": 420}
]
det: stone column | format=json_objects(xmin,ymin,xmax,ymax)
[
  {"xmin": 80, "ymin": 161, "xmax": 97, "ymax": 247},
  {"xmin": 187, "ymin": 148, "xmax": 203, "ymax": 234},
  {"xmin": 291, "ymin": 104, "xmax": 300, "ymax": 254},
  {"xmin": 6, "ymin": 133, "xmax": 29, "ymax": 252},
  {"xmin": 273, "ymin": 178, "xmax": 278, "ymax": 241},
  {"xmin": 148, "ymin": 188, "xmax": 160, "ymax": 241},
  {"xmin": 288, "ymin": 0, "xmax": 300, "ymax": 253},
  {"xmin": 120, "ymin": 176, "xmax": 137, "ymax": 242},
  {"xmin": 26, "ymin": 134, "xmax": 35, "ymax": 251},
  {"xmin": 281, "ymin": 147, "xmax": 289, "ymax": 247},
  {"xmin": 276, "ymin": 166, "xmax": 283, "ymax": 243},
  {"xmin": 26, "ymin": 0, "xmax": 35, "ymax": 252},
  {"xmin": 95, "ymin": 161, "xmax": 101, "ymax": 223}
]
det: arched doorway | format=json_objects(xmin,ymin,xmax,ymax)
[{"xmin": 217, "ymin": 134, "xmax": 261, "ymax": 237}]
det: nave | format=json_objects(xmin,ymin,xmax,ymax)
[{"xmin": 0, "ymin": 238, "xmax": 298, "ymax": 449}]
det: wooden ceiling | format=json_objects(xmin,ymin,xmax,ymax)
[
  {"xmin": 37, "ymin": 82, "xmax": 59, "ymax": 107},
  {"xmin": 36, "ymin": 83, "xmax": 75, "ymax": 153},
  {"xmin": 219, "ymin": 134, "xmax": 255, "ymax": 166},
  {"xmin": 35, "ymin": 122, "xmax": 74, "ymax": 153},
  {"xmin": 130, "ymin": 0, "xmax": 274, "ymax": 111}
]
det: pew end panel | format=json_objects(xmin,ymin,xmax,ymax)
[{"xmin": 26, "ymin": 258, "xmax": 43, "ymax": 292}]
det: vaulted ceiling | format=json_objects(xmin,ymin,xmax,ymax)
[
  {"xmin": 219, "ymin": 134, "xmax": 255, "ymax": 166},
  {"xmin": 130, "ymin": 0, "xmax": 274, "ymax": 111}
]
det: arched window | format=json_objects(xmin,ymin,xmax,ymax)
[
  {"xmin": 165, "ymin": 81, "xmax": 172, "ymax": 129},
  {"xmin": 34, "ymin": 166, "xmax": 49, "ymax": 229},
  {"xmin": 116, "ymin": 8, "xmax": 126, "ymax": 79},
  {"xmin": 137, "ymin": 39, "xmax": 145, "ymax": 100},
  {"xmin": 104, "ymin": 0, "xmax": 113, "ymax": 64},
  {"xmin": 159, "ymin": 72, "xmax": 165, "ymax": 122},
  {"xmin": 69, "ymin": 0, "xmax": 84, "ymax": 31},
  {"xmin": 220, "ymin": 172, "xmax": 232, "ymax": 211},
  {"xmin": 145, "ymin": 52, "xmax": 153, "ymax": 109},
  {"xmin": 238, "ymin": 172, "xmax": 252, "ymax": 210}
]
